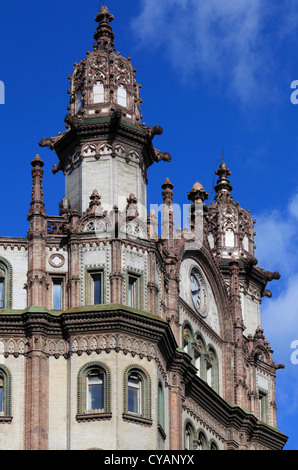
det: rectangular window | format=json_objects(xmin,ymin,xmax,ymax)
[
  {"xmin": 258, "ymin": 391, "xmax": 268, "ymax": 422},
  {"xmin": 86, "ymin": 270, "xmax": 104, "ymax": 306},
  {"xmin": 117, "ymin": 85, "xmax": 127, "ymax": 107},
  {"xmin": 92, "ymin": 274, "xmax": 102, "ymax": 305},
  {"xmin": 76, "ymin": 90, "xmax": 82, "ymax": 113},
  {"xmin": 0, "ymin": 279, "xmax": 4, "ymax": 308},
  {"xmin": 52, "ymin": 280, "xmax": 62, "ymax": 310},
  {"xmin": 128, "ymin": 275, "xmax": 139, "ymax": 309}
]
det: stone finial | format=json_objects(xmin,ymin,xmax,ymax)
[
  {"xmin": 88, "ymin": 190, "xmax": 102, "ymax": 213},
  {"xmin": 188, "ymin": 181, "xmax": 209, "ymax": 204},
  {"xmin": 31, "ymin": 154, "xmax": 44, "ymax": 168}
]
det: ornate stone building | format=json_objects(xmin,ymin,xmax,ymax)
[{"xmin": 0, "ymin": 6, "xmax": 288, "ymax": 450}]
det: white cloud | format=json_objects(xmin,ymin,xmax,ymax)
[
  {"xmin": 254, "ymin": 191, "xmax": 298, "ymax": 364},
  {"xmin": 132, "ymin": 0, "xmax": 297, "ymax": 104}
]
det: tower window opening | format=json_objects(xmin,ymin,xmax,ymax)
[
  {"xmin": 92, "ymin": 274, "xmax": 102, "ymax": 305},
  {"xmin": 117, "ymin": 84, "xmax": 127, "ymax": 107},
  {"xmin": 93, "ymin": 81, "xmax": 104, "ymax": 104},
  {"xmin": 76, "ymin": 89, "xmax": 82, "ymax": 113},
  {"xmin": 52, "ymin": 280, "xmax": 63, "ymax": 310},
  {"xmin": 127, "ymin": 275, "xmax": 139, "ymax": 309}
]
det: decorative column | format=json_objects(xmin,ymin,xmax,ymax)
[
  {"xmin": 168, "ymin": 371, "xmax": 183, "ymax": 450},
  {"xmin": 24, "ymin": 331, "xmax": 49, "ymax": 450},
  {"xmin": 160, "ymin": 179, "xmax": 180, "ymax": 344},
  {"xmin": 229, "ymin": 259, "xmax": 247, "ymax": 408},
  {"xmin": 27, "ymin": 155, "xmax": 48, "ymax": 307}
]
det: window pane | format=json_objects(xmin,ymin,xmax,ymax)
[
  {"xmin": 93, "ymin": 82, "xmax": 104, "ymax": 104},
  {"xmin": 76, "ymin": 90, "xmax": 82, "ymax": 112},
  {"xmin": 117, "ymin": 85, "xmax": 127, "ymax": 107},
  {"xmin": 53, "ymin": 282, "xmax": 62, "ymax": 310},
  {"xmin": 128, "ymin": 277, "xmax": 137, "ymax": 308},
  {"xmin": 88, "ymin": 373, "xmax": 104, "ymax": 410},
  {"xmin": 93, "ymin": 276, "xmax": 102, "ymax": 304},
  {"xmin": 128, "ymin": 376, "xmax": 140, "ymax": 414}
]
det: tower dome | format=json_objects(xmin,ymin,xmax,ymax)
[{"xmin": 69, "ymin": 5, "xmax": 142, "ymax": 124}]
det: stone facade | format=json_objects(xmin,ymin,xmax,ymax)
[{"xmin": 0, "ymin": 6, "xmax": 288, "ymax": 450}]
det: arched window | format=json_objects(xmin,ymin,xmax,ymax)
[
  {"xmin": 184, "ymin": 422, "xmax": 195, "ymax": 450},
  {"xmin": 77, "ymin": 362, "xmax": 111, "ymax": 419},
  {"xmin": 123, "ymin": 366, "xmax": 152, "ymax": 423},
  {"xmin": 210, "ymin": 441, "xmax": 218, "ymax": 450},
  {"xmin": 117, "ymin": 84, "xmax": 127, "ymax": 107},
  {"xmin": 87, "ymin": 369, "xmax": 104, "ymax": 411},
  {"xmin": 0, "ymin": 257, "xmax": 12, "ymax": 309},
  {"xmin": 206, "ymin": 347, "xmax": 219, "ymax": 393},
  {"xmin": 197, "ymin": 431, "xmax": 208, "ymax": 450},
  {"xmin": 182, "ymin": 325, "xmax": 193, "ymax": 355},
  {"xmin": 194, "ymin": 335, "xmax": 205, "ymax": 378},
  {"xmin": 93, "ymin": 81, "xmax": 104, "ymax": 104},
  {"xmin": 128, "ymin": 372, "xmax": 142, "ymax": 414},
  {"xmin": 0, "ymin": 365, "xmax": 12, "ymax": 419}
]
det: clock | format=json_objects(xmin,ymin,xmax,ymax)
[{"xmin": 190, "ymin": 268, "xmax": 201, "ymax": 312}]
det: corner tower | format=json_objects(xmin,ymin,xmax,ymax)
[{"xmin": 39, "ymin": 5, "xmax": 171, "ymax": 218}]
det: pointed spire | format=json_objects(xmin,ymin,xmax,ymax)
[
  {"xmin": 94, "ymin": 4, "xmax": 115, "ymax": 52},
  {"xmin": 214, "ymin": 161, "xmax": 233, "ymax": 199}
]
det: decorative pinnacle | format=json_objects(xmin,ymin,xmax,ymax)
[
  {"xmin": 31, "ymin": 154, "xmax": 44, "ymax": 168},
  {"xmin": 161, "ymin": 178, "xmax": 174, "ymax": 205},
  {"xmin": 94, "ymin": 4, "xmax": 115, "ymax": 51},
  {"xmin": 188, "ymin": 181, "xmax": 209, "ymax": 204},
  {"xmin": 214, "ymin": 161, "xmax": 233, "ymax": 197}
]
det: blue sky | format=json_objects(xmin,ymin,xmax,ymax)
[{"xmin": 0, "ymin": 0, "xmax": 298, "ymax": 449}]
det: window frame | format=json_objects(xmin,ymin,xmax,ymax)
[
  {"xmin": 51, "ymin": 277, "xmax": 64, "ymax": 311},
  {"xmin": 117, "ymin": 84, "xmax": 127, "ymax": 108},
  {"xmin": 92, "ymin": 81, "xmax": 105, "ymax": 104},
  {"xmin": 123, "ymin": 365, "xmax": 152, "ymax": 425},
  {"xmin": 0, "ymin": 258, "xmax": 12, "ymax": 310},
  {"xmin": 76, "ymin": 362, "xmax": 111, "ymax": 422},
  {"xmin": 0, "ymin": 365, "xmax": 12, "ymax": 422},
  {"xmin": 126, "ymin": 272, "xmax": 142, "ymax": 310},
  {"xmin": 85, "ymin": 268, "xmax": 105, "ymax": 306}
]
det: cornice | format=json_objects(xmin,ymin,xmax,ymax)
[{"xmin": 185, "ymin": 377, "xmax": 288, "ymax": 449}]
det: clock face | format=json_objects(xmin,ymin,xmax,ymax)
[{"xmin": 190, "ymin": 269, "xmax": 201, "ymax": 311}]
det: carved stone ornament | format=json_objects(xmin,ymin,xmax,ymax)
[{"xmin": 49, "ymin": 253, "xmax": 65, "ymax": 268}]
